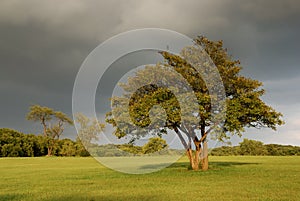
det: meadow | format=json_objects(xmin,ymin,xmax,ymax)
[{"xmin": 0, "ymin": 156, "xmax": 299, "ymax": 201}]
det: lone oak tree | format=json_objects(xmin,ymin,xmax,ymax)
[
  {"xmin": 106, "ymin": 36, "xmax": 284, "ymax": 171},
  {"xmin": 27, "ymin": 105, "xmax": 73, "ymax": 156}
]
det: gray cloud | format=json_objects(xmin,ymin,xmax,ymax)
[{"xmin": 0, "ymin": 0, "xmax": 299, "ymax": 144}]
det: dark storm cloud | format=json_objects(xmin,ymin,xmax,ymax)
[
  {"xmin": 219, "ymin": 0, "xmax": 300, "ymax": 80},
  {"xmin": 113, "ymin": 0, "xmax": 300, "ymax": 80},
  {"xmin": 0, "ymin": 0, "xmax": 299, "ymax": 144}
]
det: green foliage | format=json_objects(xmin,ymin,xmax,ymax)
[
  {"xmin": 0, "ymin": 128, "xmax": 173, "ymax": 157},
  {"xmin": 26, "ymin": 105, "xmax": 54, "ymax": 126},
  {"xmin": 210, "ymin": 138, "xmax": 300, "ymax": 156},
  {"xmin": 264, "ymin": 144, "xmax": 300, "ymax": 156},
  {"xmin": 117, "ymin": 144, "xmax": 143, "ymax": 155},
  {"xmin": 90, "ymin": 137, "xmax": 176, "ymax": 157},
  {"xmin": 0, "ymin": 128, "xmax": 44, "ymax": 157},
  {"xmin": 210, "ymin": 146, "xmax": 240, "ymax": 156},
  {"xmin": 75, "ymin": 137, "xmax": 91, "ymax": 156},
  {"xmin": 112, "ymin": 137, "xmax": 169, "ymax": 155},
  {"xmin": 142, "ymin": 137, "xmax": 168, "ymax": 154},
  {"xmin": 0, "ymin": 128, "xmax": 89, "ymax": 157},
  {"xmin": 54, "ymin": 111, "xmax": 73, "ymax": 125},
  {"xmin": 26, "ymin": 104, "xmax": 73, "ymax": 156},
  {"xmin": 58, "ymin": 139, "xmax": 77, "ymax": 156},
  {"xmin": 239, "ymin": 139, "xmax": 268, "ymax": 155}
]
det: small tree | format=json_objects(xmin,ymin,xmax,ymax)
[
  {"xmin": 142, "ymin": 137, "xmax": 168, "ymax": 154},
  {"xmin": 45, "ymin": 111, "xmax": 73, "ymax": 156},
  {"xmin": 59, "ymin": 139, "xmax": 77, "ymax": 156},
  {"xmin": 106, "ymin": 36, "xmax": 284, "ymax": 171},
  {"xmin": 75, "ymin": 113, "xmax": 105, "ymax": 148},
  {"xmin": 26, "ymin": 105, "xmax": 73, "ymax": 156}
]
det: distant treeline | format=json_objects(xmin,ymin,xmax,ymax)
[
  {"xmin": 0, "ymin": 128, "xmax": 89, "ymax": 157},
  {"xmin": 90, "ymin": 143, "xmax": 184, "ymax": 157},
  {"xmin": 1, "ymin": 128, "xmax": 300, "ymax": 157},
  {"xmin": 210, "ymin": 139, "xmax": 300, "ymax": 156},
  {"xmin": 0, "ymin": 128, "xmax": 181, "ymax": 157}
]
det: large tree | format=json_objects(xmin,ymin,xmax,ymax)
[
  {"xmin": 27, "ymin": 105, "xmax": 73, "ymax": 156},
  {"xmin": 106, "ymin": 36, "xmax": 284, "ymax": 171}
]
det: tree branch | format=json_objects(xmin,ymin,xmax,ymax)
[{"xmin": 174, "ymin": 126, "xmax": 188, "ymax": 149}]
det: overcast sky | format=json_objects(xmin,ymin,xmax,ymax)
[{"xmin": 1, "ymin": 0, "xmax": 300, "ymax": 146}]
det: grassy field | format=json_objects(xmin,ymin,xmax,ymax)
[{"xmin": 0, "ymin": 156, "xmax": 299, "ymax": 201}]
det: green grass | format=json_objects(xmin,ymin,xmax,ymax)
[{"xmin": 0, "ymin": 156, "xmax": 299, "ymax": 201}]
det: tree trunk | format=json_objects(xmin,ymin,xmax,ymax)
[
  {"xmin": 199, "ymin": 120, "xmax": 209, "ymax": 171},
  {"xmin": 201, "ymin": 140, "xmax": 209, "ymax": 171},
  {"xmin": 47, "ymin": 138, "xmax": 54, "ymax": 156},
  {"xmin": 47, "ymin": 146, "xmax": 52, "ymax": 156},
  {"xmin": 186, "ymin": 148, "xmax": 201, "ymax": 170},
  {"xmin": 41, "ymin": 118, "xmax": 47, "ymax": 137}
]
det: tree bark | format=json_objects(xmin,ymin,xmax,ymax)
[
  {"xmin": 185, "ymin": 137, "xmax": 202, "ymax": 171},
  {"xmin": 174, "ymin": 126, "xmax": 200, "ymax": 170},
  {"xmin": 201, "ymin": 140, "xmax": 209, "ymax": 171},
  {"xmin": 47, "ymin": 138, "xmax": 55, "ymax": 156},
  {"xmin": 186, "ymin": 148, "xmax": 194, "ymax": 169},
  {"xmin": 186, "ymin": 148, "xmax": 201, "ymax": 170},
  {"xmin": 175, "ymin": 125, "xmax": 208, "ymax": 171},
  {"xmin": 47, "ymin": 146, "xmax": 52, "ymax": 156},
  {"xmin": 200, "ymin": 120, "xmax": 209, "ymax": 171},
  {"xmin": 41, "ymin": 118, "xmax": 47, "ymax": 137}
]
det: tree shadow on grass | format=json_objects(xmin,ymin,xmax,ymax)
[
  {"xmin": 43, "ymin": 194, "xmax": 162, "ymax": 201},
  {"xmin": 0, "ymin": 194, "xmax": 22, "ymax": 201},
  {"xmin": 209, "ymin": 161, "xmax": 260, "ymax": 167},
  {"xmin": 139, "ymin": 161, "xmax": 260, "ymax": 171},
  {"xmin": 138, "ymin": 162, "xmax": 176, "ymax": 170}
]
